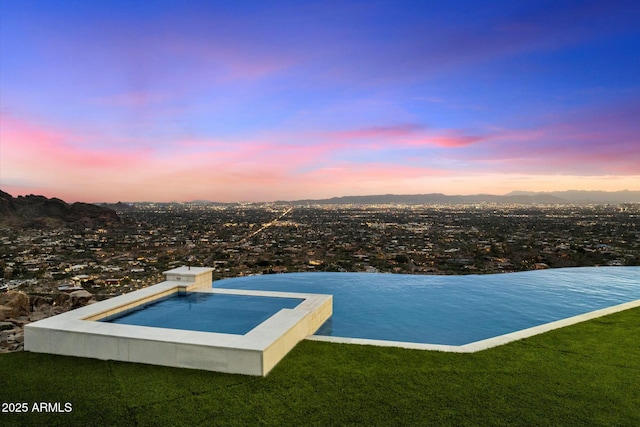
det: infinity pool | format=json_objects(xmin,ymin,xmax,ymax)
[{"xmin": 214, "ymin": 267, "xmax": 640, "ymax": 345}]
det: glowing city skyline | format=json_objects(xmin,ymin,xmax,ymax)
[{"xmin": 1, "ymin": 1, "xmax": 639, "ymax": 202}]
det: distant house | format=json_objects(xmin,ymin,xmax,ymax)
[{"xmin": 58, "ymin": 284, "xmax": 84, "ymax": 292}]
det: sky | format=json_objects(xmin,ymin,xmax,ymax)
[{"xmin": 1, "ymin": 0, "xmax": 639, "ymax": 203}]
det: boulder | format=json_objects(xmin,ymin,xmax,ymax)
[
  {"xmin": 8, "ymin": 318, "xmax": 27, "ymax": 327},
  {"xmin": 0, "ymin": 306, "xmax": 12, "ymax": 321},
  {"xmin": 70, "ymin": 289, "xmax": 94, "ymax": 308},
  {"xmin": 30, "ymin": 295, "xmax": 54, "ymax": 309},
  {"xmin": 28, "ymin": 311, "xmax": 50, "ymax": 322},
  {"xmin": 0, "ymin": 321, "xmax": 14, "ymax": 331},
  {"xmin": 54, "ymin": 292, "xmax": 71, "ymax": 307},
  {"xmin": 0, "ymin": 291, "xmax": 30, "ymax": 320}
]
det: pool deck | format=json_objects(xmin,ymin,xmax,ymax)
[{"xmin": 25, "ymin": 267, "xmax": 333, "ymax": 376}]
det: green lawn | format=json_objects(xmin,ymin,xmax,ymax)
[{"xmin": 2, "ymin": 307, "xmax": 639, "ymax": 426}]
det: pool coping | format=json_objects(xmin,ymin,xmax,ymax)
[
  {"xmin": 25, "ymin": 268, "xmax": 333, "ymax": 376},
  {"xmin": 306, "ymin": 298, "xmax": 640, "ymax": 352}
]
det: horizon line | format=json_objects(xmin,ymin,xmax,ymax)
[{"xmin": 4, "ymin": 188, "xmax": 639, "ymax": 205}]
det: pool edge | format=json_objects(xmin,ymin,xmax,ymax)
[{"xmin": 306, "ymin": 298, "xmax": 640, "ymax": 352}]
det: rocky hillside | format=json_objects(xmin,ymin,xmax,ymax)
[
  {"xmin": 0, "ymin": 289, "xmax": 96, "ymax": 353},
  {"xmin": 0, "ymin": 190, "xmax": 121, "ymax": 228}
]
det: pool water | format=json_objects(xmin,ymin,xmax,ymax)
[
  {"xmin": 214, "ymin": 267, "xmax": 640, "ymax": 345},
  {"xmin": 103, "ymin": 292, "xmax": 304, "ymax": 335}
]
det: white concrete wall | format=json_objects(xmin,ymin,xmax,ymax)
[{"xmin": 25, "ymin": 279, "xmax": 332, "ymax": 376}]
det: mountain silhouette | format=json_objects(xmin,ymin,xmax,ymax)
[{"xmin": 0, "ymin": 190, "xmax": 121, "ymax": 228}]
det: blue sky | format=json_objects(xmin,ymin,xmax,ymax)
[{"xmin": 1, "ymin": 0, "xmax": 639, "ymax": 202}]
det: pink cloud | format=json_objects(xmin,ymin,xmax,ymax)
[
  {"xmin": 0, "ymin": 114, "xmax": 147, "ymax": 169},
  {"xmin": 324, "ymin": 124, "xmax": 485, "ymax": 149},
  {"xmin": 0, "ymin": 114, "xmax": 158, "ymax": 200},
  {"xmin": 3, "ymin": 106, "xmax": 636, "ymax": 203},
  {"xmin": 173, "ymin": 138, "xmax": 333, "ymax": 173},
  {"xmin": 329, "ymin": 124, "xmax": 424, "ymax": 140},
  {"xmin": 238, "ymin": 162, "xmax": 449, "ymax": 201},
  {"xmin": 1, "ymin": 114, "xmax": 383, "ymax": 201},
  {"xmin": 406, "ymin": 133, "xmax": 485, "ymax": 148},
  {"xmin": 461, "ymin": 115, "xmax": 640, "ymax": 176},
  {"xmin": 304, "ymin": 162, "xmax": 446, "ymax": 182}
]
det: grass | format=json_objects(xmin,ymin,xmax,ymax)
[{"xmin": 1, "ymin": 307, "xmax": 639, "ymax": 426}]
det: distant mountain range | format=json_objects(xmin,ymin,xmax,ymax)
[
  {"xmin": 2, "ymin": 190, "xmax": 638, "ymax": 218},
  {"xmin": 0, "ymin": 190, "xmax": 121, "ymax": 228},
  {"xmin": 504, "ymin": 190, "xmax": 640, "ymax": 204},
  {"xmin": 277, "ymin": 190, "xmax": 640, "ymax": 205}
]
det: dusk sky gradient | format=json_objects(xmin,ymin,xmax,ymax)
[{"xmin": 1, "ymin": 0, "xmax": 639, "ymax": 202}]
